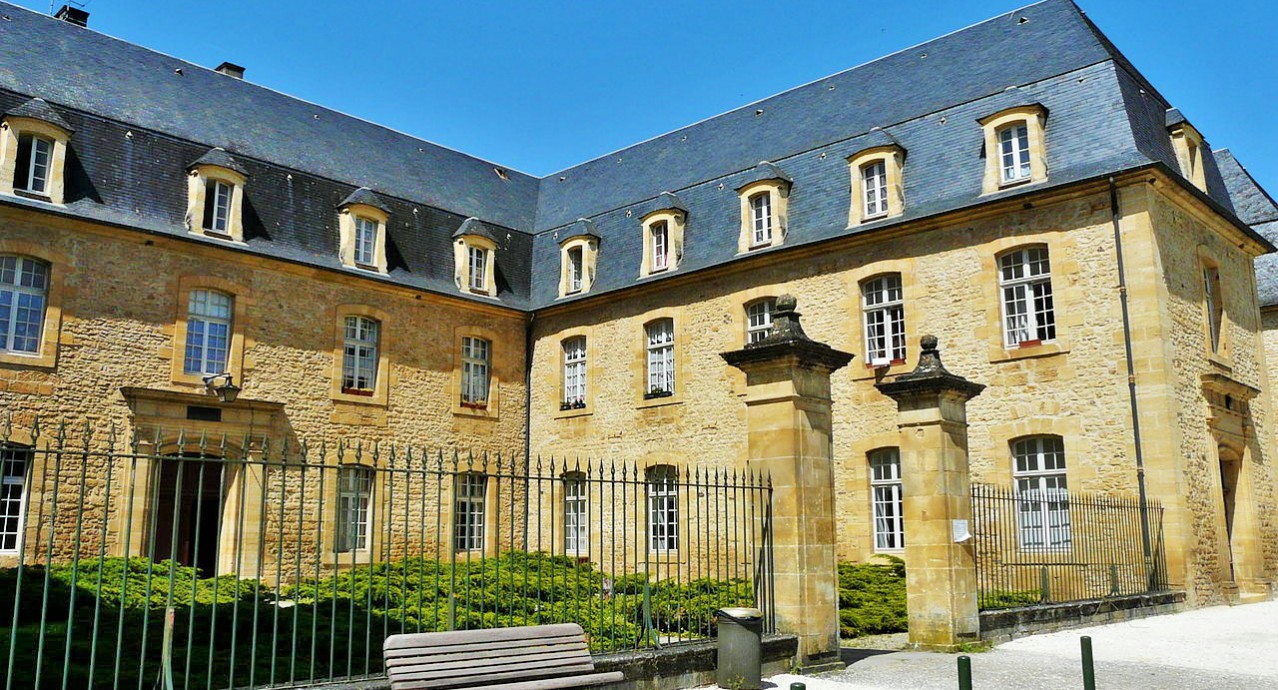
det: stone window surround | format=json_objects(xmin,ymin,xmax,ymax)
[
  {"xmin": 1198, "ymin": 245, "xmax": 1232, "ymax": 368},
  {"xmin": 841, "ymin": 259, "xmax": 919, "ymax": 381},
  {"xmin": 979, "ymin": 234, "xmax": 1072, "ymax": 364},
  {"xmin": 735, "ymin": 179, "xmax": 789, "ymax": 254},
  {"xmin": 978, "ymin": 105, "xmax": 1048, "ymax": 195},
  {"xmin": 0, "ymin": 116, "xmax": 71, "ymax": 205},
  {"xmin": 186, "ymin": 164, "xmax": 248, "ymax": 242},
  {"xmin": 453, "ymin": 235, "xmax": 497, "ymax": 297},
  {"xmin": 0, "ymin": 239, "xmax": 67, "ymax": 369},
  {"xmin": 330, "ymin": 304, "xmax": 391, "ymax": 407},
  {"xmin": 554, "ymin": 325, "xmax": 596, "ymax": 420},
  {"xmin": 169, "ymin": 275, "xmax": 249, "ymax": 389},
  {"xmin": 322, "ymin": 461, "xmax": 382, "ymax": 565},
  {"xmin": 636, "ymin": 308, "xmax": 685, "ymax": 409},
  {"xmin": 1170, "ymin": 123, "xmax": 1207, "ymax": 192},
  {"xmin": 640, "ymin": 208, "xmax": 686, "ymax": 277},
  {"xmin": 338, "ymin": 203, "xmax": 389, "ymax": 274},
  {"xmin": 847, "ymin": 145, "xmax": 906, "ymax": 226},
  {"xmin": 557, "ymin": 235, "xmax": 598, "ymax": 298},
  {"xmin": 451, "ymin": 324, "xmax": 501, "ymax": 419}
]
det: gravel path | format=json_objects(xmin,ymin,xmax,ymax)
[{"xmin": 721, "ymin": 601, "xmax": 1278, "ymax": 689}]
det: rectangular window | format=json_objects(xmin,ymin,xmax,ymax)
[
  {"xmin": 646, "ymin": 466, "xmax": 678, "ymax": 552},
  {"xmin": 568, "ymin": 246, "xmax": 584, "ymax": 293},
  {"xmin": 17, "ymin": 135, "xmax": 53, "ymax": 195},
  {"xmin": 869, "ymin": 448, "xmax": 904, "ymax": 551},
  {"xmin": 461, "ymin": 336, "xmax": 491, "ymax": 407},
  {"xmin": 1204, "ymin": 265, "xmax": 1224, "ymax": 353},
  {"xmin": 562, "ymin": 336, "xmax": 587, "ymax": 407},
  {"xmin": 335, "ymin": 467, "xmax": 373, "ymax": 552},
  {"xmin": 203, "ymin": 180, "xmax": 232, "ymax": 234},
  {"xmin": 862, "ymin": 274, "xmax": 906, "ymax": 365},
  {"xmin": 342, "ymin": 316, "xmax": 379, "ymax": 393},
  {"xmin": 999, "ymin": 247, "xmax": 1055, "ymax": 348},
  {"xmin": 862, "ymin": 161, "xmax": 888, "ymax": 218},
  {"xmin": 563, "ymin": 473, "xmax": 588, "ymax": 553},
  {"xmin": 0, "ymin": 446, "xmax": 29, "ymax": 553},
  {"xmin": 1013, "ymin": 436, "xmax": 1071, "ymax": 550},
  {"xmin": 746, "ymin": 299, "xmax": 775, "ymax": 345},
  {"xmin": 645, "ymin": 319, "xmax": 675, "ymax": 396},
  {"xmin": 999, "ymin": 124, "xmax": 1032, "ymax": 184},
  {"xmin": 0, "ymin": 255, "xmax": 49, "ymax": 355},
  {"xmin": 183, "ymin": 289, "xmax": 233, "ymax": 375},
  {"xmin": 468, "ymin": 246, "xmax": 487, "ymax": 292},
  {"xmin": 651, "ymin": 221, "xmax": 669, "ymax": 271},
  {"xmin": 453, "ymin": 473, "xmax": 486, "ymax": 551},
  {"xmin": 750, "ymin": 192, "xmax": 772, "ymax": 246},
  {"xmin": 354, "ymin": 217, "xmax": 377, "ymax": 267}
]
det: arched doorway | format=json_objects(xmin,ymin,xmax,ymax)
[{"xmin": 151, "ymin": 454, "xmax": 224, "ymax": 575}]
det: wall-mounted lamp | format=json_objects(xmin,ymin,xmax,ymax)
[{"xmin": 202, "ymin": 372, "xmax": 241, "ymax": 403}]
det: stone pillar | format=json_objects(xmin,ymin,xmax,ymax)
[
  {"xmin": 877, "ymin": 336, "xmax": 985, "ymax": 651},
  {"xmin": 722, "ymin": 295, "xmax": 853, "ymax": 669}
]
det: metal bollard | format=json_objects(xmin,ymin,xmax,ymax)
[
  {"xmin": 1081, "ymin": 636, "xmax": 1095, "ymax": 690},
  {"xmin": 790, "ymin": 685, "xmax": 806, "ymax": 690},
  {"xmin": 958, "ymin": 655, "xmax": 973, "ymax": 690}
]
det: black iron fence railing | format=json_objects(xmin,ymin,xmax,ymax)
[
  {"xmin": 971, "ymin": 483, "xmax": 1167, "ymax": 610},
  {"xmin": 0, "ymin": 419, "xmax": 774, "ymax": 689}
]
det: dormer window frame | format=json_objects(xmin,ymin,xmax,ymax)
[
  {"xmin": 978, "ymin": 105, "xmax": 1048, "ymax": 195},
  {"xmin": 453, "ymin": 235, "xmax": 497, "ymax": 297},
  {"xmin": 736, "ymin": 179, "xmax": 789, "ymax": 253},
  {"xmin": 338, "ymin": 202, "xmax": 390, "ymax": 274},
  {"xmin": 847, "ymin": 144, "xmax": 906, "ymax": 226},
  {"xmin": 1170, "ymin": 123, "xmax": 1208, "ymax": 192},
  {"xmin": 1, "ymin": 116, "xmax": 72, "ymax": 205},
  {"xmin": 557, "ymin": 235, "xmax": 598, "ymax": 298},
  {"xmin": 640, "ymin": 208, "xmax": 686, "ymax": 277},
  {"xmin": 187, "ymin": 163, "xmax": 247, "ymax": 242}
]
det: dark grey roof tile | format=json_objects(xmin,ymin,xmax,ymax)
[
  {"xmin": 5, "ymin": 96, "xmax": 73, "ymax": 132},
  {"xmin": 189, "ymin": 147, "xmax": 248, "ymax": 175},
  {"xmin": 339, "ymin": 186, "xmax": 391, "ymax": 214}
]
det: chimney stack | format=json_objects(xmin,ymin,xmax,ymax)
[
  {"xmin": 54, "ymin": 5, "xmax": 89, "ymax": 27},
  {"xmin": 215, "ymin": 62, "xmax": 246, "ymax": 80}
]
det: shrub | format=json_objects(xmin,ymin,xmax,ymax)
[{"xmin": 838, "ymin": 557, "xmax": 907, "ymax": 638}]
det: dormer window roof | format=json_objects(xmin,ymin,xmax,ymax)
[
  {"xmin": 338, "ymin": 186, "xmax": 391, "ymax": 214},
  {"xmin": 734, "ymin": 160, "xmax": 792, "ymax": 190},
  {"xmin": 452, "ymin": 216, "xmax": 503, "ymax": 243},
  {"xmin": 188, "ymin": 147, "xmax": 248, "ymax": 176},
  {"xmin": 559, "ymin": 217, "xmax": 600, "ymax": 243},
  {"xmin": 5, "ymin": 98, "xmax": 74, "ymax": 134}
]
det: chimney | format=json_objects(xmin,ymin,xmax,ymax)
[
  {"xmin": 54, "ymin": 5, "xmax": 88, "ymax": 27},
  {"xmin": 215, "ymin": 62, "xmax": 246, "ymax": 80}
]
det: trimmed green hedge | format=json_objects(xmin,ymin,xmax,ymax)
[{"xmin": 838, "ymin": 557, "xmax": 908, "ymax": 638}]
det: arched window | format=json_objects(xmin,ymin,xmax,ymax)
[
  {"xmin": 1012, "ymin": 436, "xmax": 1070, "ymax": 549},
  {"xmin": 745, "ymin": 298, "xmax": 776, "ymax": 345},
  {"xmin": 335, "ymin": 466, "xmax": 373, "ymax": 552},
  {"xmin": 869, "ymin": 448, "xmax": 903, "ymax": 551},
  {"xmin": 183, "ymin": 289, "xmax": 233, "ymax": 375},
  {"xmin": 997, "ymin": 123, "xmax": 1032, "ymax": 184},
  {"xmin": 644, "ymin": 319, "xmax": 675, "ymax": 398},
  {"xmin": 563, "ymin": 471, "xmax": 588, "ymax": 553},
  {"xmin": 998, "ymin": 246, "xmax": 1055, "ymax": 348},
  {"xmin": 342, "ymin": 316, "xmax": 379, "ymax": 394},
  {"xmin": 0, "ymin": 255, "xmax": 49, "ymax": 355},
  {"xmin": 861, "ymin": 274, "xmax": 905, "ymax": 365},
  {"xmin": 0, "ymin": 444, "xmax": 31, "ymax": 554},
  {"xmin": 646, "ymin": 465, "xmax": 679, "ymax": 552}
]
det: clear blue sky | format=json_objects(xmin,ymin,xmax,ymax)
[{"xmin": 17, "ymin": 0, "xmax": 1278, "ymax": 192}]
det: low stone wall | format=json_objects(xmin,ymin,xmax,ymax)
[{"xmin": 979, "ymin": 591, "xmax": 1187, "ymax": 644}]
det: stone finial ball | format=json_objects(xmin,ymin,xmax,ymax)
[
  {"xmin": 921, "ymin": 334, "xmax": 938, "ymax": 350},
  {"xmin": 776, "ymin": 294, "xmax": 798, "ymax": 311}
]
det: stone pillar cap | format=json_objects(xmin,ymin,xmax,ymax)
[
  {"xmin": 721, "ymin": 294, "xmax": 853, "ymax": 371},
  {"xmin": 876, "ymin": 335, "xmax": 984, "ymax": 400}
]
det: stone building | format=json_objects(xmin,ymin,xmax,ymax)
[{"xmin": 0, "ymin": 0, "xmax": 1275, "ymax": 619}]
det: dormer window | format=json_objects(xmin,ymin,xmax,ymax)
[
  {"xmin": 651, "ymin": 221, "xmax": 669, "ymax": 271},
  {"xmin": 639, "ymin": 197, "xmax": 686, "ymax": 277},
  {"xmin": 337, "ymin": 187, "xmax": 391, "ymax": 273},
  {"xmin": 847, "ymin": 141, "xmax": 906, "ymax": 225},
  {"xmin": 736, "ymin": 162, "xmax": 789, "ymax": 253},
  {"xmin": 469, "ymin": 245, "xmax": 488, "ymax": 291},
  {"xmin": 978, "ymin": 105, "xmax": 1048, "ymax": 194},
  {"xmin": 453, "ymin": 218, "xmax": 501, "ymax": 297},
  {"xmin": 1168, "ymin": 119, "xmax": 1208, "ymax": 192},
  {"xmin": 557, "ymin": 221, "xmax": 599, "ymax": 298},
  {"xmin": 2, "ymin": 98, "xmax": 73, "ymax": 204},
  {"xmin": 567, "ymin": 246, "xmax": 584, "ymax": 293},
  {"xmin": 186, "ymin": 148, "xmax": 248, "ymax": 242}
]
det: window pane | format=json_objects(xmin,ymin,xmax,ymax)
[
  {"xmin": 0, "ymin": 257, "xmax": 50, "ymax": 356},
  {"xmin": 354, "ymin": 218, "xmax": 377, "ymax": 266},
  {"xmin": 461, "ymin": 337, "xmax": 491, "ymax": 404},
  {"xmin": 563, "ymin": 473, "xmax": 588, "ymax": 552},
  {"xmin": 869, "ymin": 449, "xmax": 903, "ymax": 550},
  {"xmin": 750, "ymin": 193, "xmax": 772, "ymax": 245},
  {"xmin": 453, "ymin": 474, "xmax": 487, "ymax": 551},
  {"xmin": 645, "ymin": 320, "xmax": 675, "ymax": 394},
  {"xmin": 184, "ymin": 289, "xmax": 233, "ymax": 375},
  {"xmin": 0, "ymin": 446, "xmax": 30, "ymax": 552},
  {"xmin": 646, "ymin": 466, "xmax": 678, "ymax": 551},
  {"xmin": 335, "ymin": 467, "xmax": 373, "ymax": 552},
  {"xmin": 746, "ymin": 299, "xmax": 775, "ymax": 344},
  {"xmin": 562, "ymin": 336, "xmax": 587, "ymax": 405},
  {"xmin": 651, "ymin": 221, "xmax": 669, "ymax": 270},
  {"xmin": 1013, "ymin": 436, "xmax": 1070, "ymax": 549}
]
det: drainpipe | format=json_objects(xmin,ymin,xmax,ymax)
[
  {"xmin": 1109, "ymin": 176, "xmax": 1156, "ymax": 579},
  {"xmin": 522, "ymin": 310, "xmax": 535, "ymax": 551}
]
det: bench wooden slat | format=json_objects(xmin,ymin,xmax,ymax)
[
  {"xmin": 385, "ymin": 634, "xmax": 585, "ymax": 659},
  {"xmin": 390, "ymin": 662, "xmax": 598, "ymax": 686},
  {"xmin": 391, "ymin": 670, "xmax": 624, "ymax": 690},
  {"xmin": 384, "ymin": 624, "xmax": 584, "ymax": 650},
  {"xmin": 388, "ymin": 645, "xmax": 591, "ymax": 672}
]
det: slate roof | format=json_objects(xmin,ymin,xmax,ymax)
[
  {"xmin": 339, "ymin": 187, "xmax": 391, "ymax": 214},
  {"xmin": 1217, "ymin": 150, "xmax": 1278, "ymax": 307},
  {"xmin": 189, "ymin": 147, "xmax": 248, "ymax": 176},
  {"xmin": 5, "ymin": 96, "xmax": 72, "ymax": 131},
  {"xmin": 0, "ymin": 0, "xmax": 1271, "ymax": 313}
]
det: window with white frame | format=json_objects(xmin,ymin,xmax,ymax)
[
  {"xmin": 999, "ymin": 246, "xmax": 1055, "ymax": 347},
  {"xmin": 862, "ymin": 274, "xmax": 906, "ymax": 365},
  {"xmin": 353, "ymin": 217, "xmax": 378, "ymax": 267},
  {"xmin": 645, "ymin": 319, "xmax": 675, "ymax": 397},
  {"xmin": 0, "ymin": 255, "xmax": 49, "ymax": 355},
  {"xmin": 869, "ymin": 448, "xmax": 904, "ymax": 551},
  {"xmin": 998, "ymin": 123, "xmax": 1032, "ymax": 184},
  {"xmin": 15, "ymin": 135, "xmax": 53, "ymax": 195},
  {"xmin": 335, "ymin": 466, "xmax": 372, "ymax": 552},
  {"xmin": 0, "ymin": 445, "xmax": 30, "ymax": 553},
  {"xmin": 562, "ymin": 336, "xmax": 587, "ymax": 408},
  {"xmin": 749, "ymin": 192, "xmax": 772, "ymax": 247},
  {"xmin": 342, "ymin": 316, "xmax": 379, "ymax": 393},
  {"xmin": 746, "ymin": 298, "xmax": 775, "ymax": 345},
  {"xmin": 650, "ymin": 220, "xmax": 670, "ymax": 272},
  {"xmin": 468, "ymin": 245, "xmax": 488, "ymax": 293},
  {"xmin": 461, "ymin": 336, "xmax": 491, "ymax": 407},
  {"xmin": 1203, "ymin": 264, "xmax": 1224, "ymax": 353},
  {"xmin": 183, "ymin": 289, "xmax": 233, "ymax": 375},
  {"xmin": 646, "ymin": 465, "xmax": 678, "ymax": 552},
  {"xmin": 567, "ymin": 246, "xmax": 584, "ymax": 294},
  {"xmin": 861, "ymin": 160, "xmax": 888, "ymax": 219},
  {"xmin": 454, "ymin": 473, "xmax": 487, "ymax": 551},
  {"xmin": 1012, "ymin": 436, "xmax": 1071, "ymax": 550},
  {"xmin": 563, "ymin": 471, "xmax": 588, "ymax": 553},
  {"xmin": 203, "ymin": 179, "xmax": 233, "ymax": 234}
]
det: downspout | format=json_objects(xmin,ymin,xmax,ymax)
[
  {"xmin": 522, "ymin": 310, "xmax": 535, "ymax": 552},
  {"xmin": 1109, "ymin": 177, "xmax": 1156, "ymax": 578}
]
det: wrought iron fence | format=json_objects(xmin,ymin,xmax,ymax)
[
  {"xmin": 971, "ymin": 483, "xmax": 1167, "ymax": 610},
  {"xmin": 0, "ymin": 419, "xmax": 773, "ymax": 689}
]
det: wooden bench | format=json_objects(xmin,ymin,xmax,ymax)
[{"xmin": 383, "ymin": 623, "xmax": 624, "ymax": 690}]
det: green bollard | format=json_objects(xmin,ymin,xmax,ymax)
[
  {"xmin": 790, "ymin": 684, "xmax": 806, "ymax": 690},
  {"xmin": 958, "ymin": 655, "xmax": 972, "ymax": 690},
  {"xmin": 1081, "ymin": 636, "xmax": 1095, "ymax": 690}
]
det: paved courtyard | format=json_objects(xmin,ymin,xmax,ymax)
[{"xmin": 759, "ymin": 601, "xmax": 1278, "ymax": 689}]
